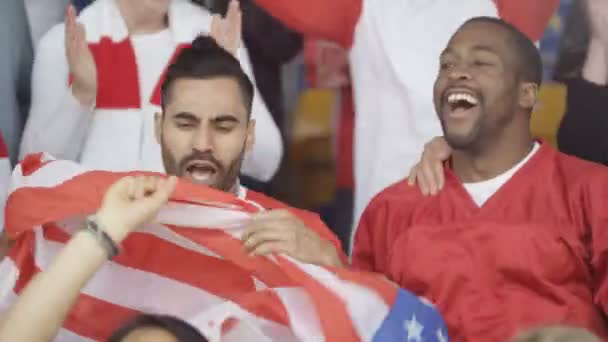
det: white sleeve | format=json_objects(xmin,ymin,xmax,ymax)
[
  {"xmin": 19, "ymin": 24, "xmax": 94, "ymax": 161},
  {"xmin": 236, "ymin": 46, "xmax": 283, "ymax": 182}
]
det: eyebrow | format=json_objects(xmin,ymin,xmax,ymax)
[
  {"xmin": 441, "ymin": 44, "xmax": 499, "ymax": 57},
  {"xmin": 173, "ymin": 112, "xmax": 200, "ymax": 122},
  {"xmin": 211, "ymin": 115, "xmax": 240, "ymax": 124}
]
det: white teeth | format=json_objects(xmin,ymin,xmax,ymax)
[{"xmin": 447, "ymin": 92, "xmax": 479, "ymax": 105}]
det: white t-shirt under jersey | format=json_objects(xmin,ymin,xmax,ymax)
[{"xmin": 463, "ymin": 142, "xmax": 540, "ymax": 207}]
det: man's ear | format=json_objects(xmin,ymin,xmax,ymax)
[
  {"xmin": 155, "ymin": 112, "xmax": 163, "ymax": 144},
  {"xmin": 245, "ymin": 119, "xmax": 256, "ymax": 153},
  {"xmin": 519, "ymin": 82, "xmax": 539, "ymax": 112}
]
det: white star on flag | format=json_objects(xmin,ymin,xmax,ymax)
[
  {"xmin": 437, "ymin": 329, "xmax": 447, "ymax": 342},
  {"xmin": 404, "ymin": 314, "xmax": 424, "ymax": 342}
]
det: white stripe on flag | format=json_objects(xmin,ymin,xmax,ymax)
[
  {"xmin": 32, "ymin": 229, "xmax": 229, "ymax": 317},
  {"xmin": 157, "ymin": 201, "xmax": 253, "ymax": 240},
  {"xmin": 273, "ymin": 287, "xmax": 324, "ymax": 342},
  {"xmin": 287, "ymin": 257, "xmax": 389, "ymax": 341},
  {"xmin": 8, "ymin": 156, "xmax": 82, "ymax": 196},
  {"xmin": 189, "ymin": 299, "xmax": 297, "ymax": 342},
  {"xmin": 54, "ymin": 329, "xmax": 94, "ymax": 342}
]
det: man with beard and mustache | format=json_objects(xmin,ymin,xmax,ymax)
[
  {"xmin": 155, "ymin": 35, "xmax": 345, "ymax": 266},
  {"xmin": 352, "ymin": 17, "xmax": 608, "ymax": 341}
]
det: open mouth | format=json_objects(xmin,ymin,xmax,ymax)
[
  {"xmin": 184, "ymin": 160, "xmax": 218, "ymax": 183},
  {"xmin": 444, "ymin": 91, "xmax": 480, "ymax": 118}
]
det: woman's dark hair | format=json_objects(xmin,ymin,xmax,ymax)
[
  {"xmin": 108, "ymin": 314, "xmax": 208, "ymax": 341},
  {"xmin": 553, "ymin": 1, "xmax": 590, "ymax": 82}
]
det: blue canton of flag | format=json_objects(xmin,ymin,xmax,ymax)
[{"xmin": 373, "ymin": 289, "xmax": 449, "ymax": 342}]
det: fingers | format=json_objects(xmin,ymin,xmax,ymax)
[
  {"xmin": 242, "ymin": 228, "xmax": 289, "ymax": 255},
  {"xmin": 248, "ymin": 241, "xmax": 289, "ymax": 257},
  {"xmin": 112, "ymin": 175, "xmax": 176, "ymax": 202},
  {"xmin": 152, "ymin": 176, "xmax": 178, "ymax": 204},
  {"xmin": 65, "ymin": 6, "xmax": 76, "ymax": 55},
  {"xmin": 407, "ymin": 164, "xmax": 418, "ymax": 186},
  {"xmin": 418, "ymin": 156, "xmax": 437, "ymax": 196},
  {"xmin": 210, "ymin": 14, "xmax": 220, "ymax": 37},
  {"xmin": 250, "ymin": 209, "xmax": 291, "ymax": 222},
  {"xmin": 75, "ymin": 23, "xmax": 87, "ymax": 51}
]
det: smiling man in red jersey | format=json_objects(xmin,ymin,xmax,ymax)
[{"xmin": 352, "ymin": 17, "xmax": 608, "ymax": 342}]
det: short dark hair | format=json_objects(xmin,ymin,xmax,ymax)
[
  {"xmin": 463, "ymin": 17, "xmax": 542, "ymax": 86},
  {"xmin": 161, "ymin": 36, "xmax": 254, "ymax": 115},
  {"xmin": 108, "ymin": 314, "xmax": 208, "ymax": 342}
]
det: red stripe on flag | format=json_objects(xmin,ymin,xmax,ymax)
[
  {"xmin": 173, "ymin": 227, "xmax": 297, "ymax": 289},
  {"xmin": 8, "ymin": 229, "xmax": 140, "ymax": 341},
  {"xmin": 9, "ymin": 231, "xmax": 38, "ymax": 294},
  {"xmin": 42, "ymin": 224, "xmax": 290, "ymax": 326},
  {"xmin": 7, "ymin": 165, "xmax": 259, "ymax": 239},
  {"xmin": 335, "ymin": 268, "xmax": 397, "ymax": 306},
  {"xmin": 19, "ymin": 153, "xmax": 52, "ymax": 177},
  {"xmin": 61, "ymin": 289, "xmax": 141, "ymax": 340}
]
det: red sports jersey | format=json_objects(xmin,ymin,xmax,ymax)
[{"xmin": 352, "ymin": 143, "xmax": 608, "ymax": 341}]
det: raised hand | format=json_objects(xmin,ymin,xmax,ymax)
[
  {"xmin": 242, "ymin": 210, "xmax": 343, "ymax": 267},
  {"xmin": 314, "ymin": 40, "xmax": 350, "ymax": 89},
  {"xmin": 210, "ymin": 0, "xmax": 242, "ymax": 56},
  {"xmin": 587, "ymin": 0, "xmax": 608, "ymax": 44},
  {"xmin": 65, "ymin": 5, "xmax": 97, "ymax": 105},
  {"xmin": 96, "ymin": 175, "xmax": 178, "ymax": 243}
]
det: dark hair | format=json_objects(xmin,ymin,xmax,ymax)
[
  {"xmin": 161, "ymin": 36, "xmax": 255, "ymax": 115},
  {"xmin": 463, "ymin": 17, "xmax": 543, "ymax": 86},
  {"xmin": 108, "ymin": 314, "xmax": 208, "ymax": 342}
]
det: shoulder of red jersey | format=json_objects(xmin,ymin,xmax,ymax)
[
  {"xmin": 554, "ymin": 150, "xmax": 608, "ymax": 186},
  {"xmin": 363, "ymin": 179, "xmax": 424, "ymax": 215}
]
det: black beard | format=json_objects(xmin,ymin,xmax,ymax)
[{"xmin": 160, "ymin": 136, "xmax": 246, "ymax": 192}]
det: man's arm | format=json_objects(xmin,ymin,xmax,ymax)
[
  {"xmin": 494, "ymin": 0, "xmax": 560, "ymax": 42},
  {"xmin": 253, "ymin": 0, "xmax": 361, "ymax": 48},
  {"xmin": 0, "ymin": 176, "xmax": 176, "ymax": 341},
  {"xmin": 0, "ymin": 232, "xmax": 109, "ymax": 341}
]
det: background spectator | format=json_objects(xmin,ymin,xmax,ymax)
[{"xmin": 556, "ymin": 0, "xmax": 608, "ymax": 165}]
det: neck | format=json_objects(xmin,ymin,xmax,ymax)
[
  {"xmin": 116, "ymin": 0, "xmax": 168, "ymax": 35},
  {"xmin": 452, "ymin": 128, "xmax": 535, "ymax": 183}
]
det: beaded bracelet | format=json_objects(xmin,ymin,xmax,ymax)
[{"xmin": 83, "ymin": 216, "xmax": 119, "ymax": 259}]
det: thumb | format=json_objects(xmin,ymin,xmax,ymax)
[{"xmin": 148, "ymin": 176, "xmax": 178, "ymax": 206}]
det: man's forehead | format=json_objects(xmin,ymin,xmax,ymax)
[
  {"xmin": 447, "ymin": 21, "xmax": 510, "ymax": 50},
  {"xmin": 166, "ymin": 79, "xmax": 248, "ymax": 119}
]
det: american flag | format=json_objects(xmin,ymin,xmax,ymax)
[{"xmin": 0, "ymin": 153, "xmax": 448, "ymax": 341}]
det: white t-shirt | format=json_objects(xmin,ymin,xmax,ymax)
[
  {"xmin": 131, "ymin": 29, "xmax": 174, "ymax": 104},
  {"xmin": 463, "ymin": 143, "xmax": 540, "ymax": 207}
]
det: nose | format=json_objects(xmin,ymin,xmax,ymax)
[
  {"xmin": 447, "ymin": 64, "xmax": 472, "ymax": 81},
  {"xmin": 192, "ymin": 125, "xmax": 214, "ymax": 152}
]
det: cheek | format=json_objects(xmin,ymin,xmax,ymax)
[
  {"xmin": 163, "ymin": 128, "xmax": 192, "ymax": 158},
  {"xmin": 433, "ymin": 77, "xmax": 446, "ymax": 103},
  {"xmin": 213, "ymin": 133, "xmax": 247, "ymax": 164}
]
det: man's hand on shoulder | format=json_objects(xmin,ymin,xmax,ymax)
[
  {"xmin": 407, "ymin": 136, "xmax": 451, "ymax": 196},
  {"xmin": 242, "ymin": 209, "xmax": 343, "ymax": 267}
]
